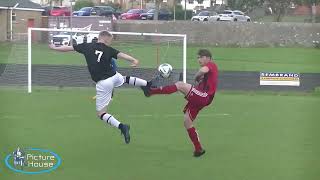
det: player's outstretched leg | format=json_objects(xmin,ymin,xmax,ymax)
[
  {"xmin": 141, "ymin": 84, "xmax": 151, "ymax": 97},
  {"xmin": 141, "ymin": 84, "xmax": 178, "ymax": 97},
  {"xmin": 140, "ymin": 81, "xmax": 153, "ymax": 97},
  {"xmin": 124, "ymin": 76, "xmax": 151, "ymax": 87}
]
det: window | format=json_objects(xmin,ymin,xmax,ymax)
[
  {"xmin": 199, "ymin": 11, "xmax": 209, "ymax": 16},
  {"xmin": 12, "ymin": 12, "xmax": 16, "ymax": 22},
  {"xmin": 197, "ymin": 0, "xmax": 204, "ymax": 4}
]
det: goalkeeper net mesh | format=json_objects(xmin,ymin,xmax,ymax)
[
  {"xmin": 0, "ymin": 33, "xmax": 28, "ymax": 87},
  {"xmin": 0, "ymin": 29, "xmax": 186, "ymax": 92}
]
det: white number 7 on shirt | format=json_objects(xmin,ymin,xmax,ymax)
[{"xmin": 95, "ymin": 50, "xmax": 103, "ymax": 62}]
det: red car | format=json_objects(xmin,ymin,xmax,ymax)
[
  {"xmin": 120, "ymin": 9, "xmax": 146, "ymax": 20},
  {"xmin": 50, "ymin": 6, "xmax": 71, "ymax": 16}
]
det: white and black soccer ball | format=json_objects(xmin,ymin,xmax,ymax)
[{"xmin": 158, "ymin": 63, "xmax": 173, "ymax": 78}]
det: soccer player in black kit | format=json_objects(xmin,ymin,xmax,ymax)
[{"xmin": 49, "ymin": 31, "xmax": 151, "ymax": 144}]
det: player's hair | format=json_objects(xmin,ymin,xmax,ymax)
[
  {"xmin": 198, "ymin": 49, "xmax": 212, "ymax": 59},
  {"xmin": 99, "ymin": 31, "xmax": 113, "ymax": 38}
]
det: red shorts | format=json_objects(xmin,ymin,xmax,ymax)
[{"xmin": 183, "ymin": 87, "xmax": 214, "ymax": 121}]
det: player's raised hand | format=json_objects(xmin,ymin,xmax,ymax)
[
  {"xmin": 48, "ymin": 44, "xmax": 74, "ymax": 52},
  {"xmin": 117, "ymin": 52, "xmax": 139, "ymax": 67},
  {"xmin": 130, "ymin": 59, "xmax": 139, "ymax": 67}
]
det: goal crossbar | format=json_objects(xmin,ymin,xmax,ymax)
[{"xmin": 28, "ymin": 27, "xmax": 187, "ymax": 93}]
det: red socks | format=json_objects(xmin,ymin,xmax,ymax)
[
  {"xmin": 150, "ymin": 84, "xmax": 177, "ymax": 95},
  {"xmin": 187, "ymin": 127, "xmax": 202, "ymax": 152}
]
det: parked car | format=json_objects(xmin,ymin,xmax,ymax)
[
  {"xmin": 51, "ymin": 32, "xmax": 98, "ymax": 46},
  {"xmin": 214, "ymin": 10, "xmax": 251, "ymax": 22},
  {"xmin": 90, "ymin": 6, "xmax": 121, "ymax": 18},
  {"xmin": 50, "ymin": 6, "xmax": 71, "ymax": 16},
  {"xmin": 120, "ymin": 9, "xmax": 147, "ymax": 20},
  {"xmin": 73, "ymin": 7, "xmax": 93, "ymax": 16},
  {"xmin": 140, "ymin": 9, "xmax": 172, "ymax": 20},
  {"xmin": 191, "ymin": 11, "xmax": 218, "ymax": 21}
]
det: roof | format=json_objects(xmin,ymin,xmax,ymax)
[{"xmin": 0, "ymin": 0, "xmax": 42, "ymax": 9}]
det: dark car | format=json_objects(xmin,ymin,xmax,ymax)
[
  {"xmin": 73, "ymin": 7, "xmax": 92, "ymax": 16},
  {"xmin": 140, "ymin": 9, "xmax": 172, "ymax": 20},
  {"xmin": 91, "ymin": 6, "xmax": 121, "ymax": 18},
  {"xmin": 120, "ymin": 9, "xmax": 147, "ymax": 20}
]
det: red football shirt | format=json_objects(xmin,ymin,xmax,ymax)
[{"xmin": 195, "ymin": 61, "xmax": 218, "ymax": 95}]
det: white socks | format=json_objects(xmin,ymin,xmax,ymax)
[
  {"xmin": 101, "ymin": 113, "xmax": 120, "ymax": 128},
  {"xmin": 124, "ymin": 76, "xmax": 147, "ymax": 86}
]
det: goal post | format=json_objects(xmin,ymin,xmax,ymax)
[{"xmin": 27, "ymin": 27, "xmax": 187, "ymax": 93}]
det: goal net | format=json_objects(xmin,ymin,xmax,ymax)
[
  {"xmin": 0, "ymin": 28, "xmax": 187, "ymax": 93},
  {"xmin": 0, "ymin": 33, "xmax": 28, "ymax": 88}
]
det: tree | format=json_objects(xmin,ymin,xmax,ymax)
[
  {"xmin": 74, "ymin": 0, "xmax": 94, "ymax": 11},
  {"xmin": 228, "ymin": 0, "xmax": 265, "ymax": 12},
  {"xmin": 266, "ymin": 0, "xmax": 291, "ymax": 22}
]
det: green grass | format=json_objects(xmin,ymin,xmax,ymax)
[
  {"xmin": 1, "ymin": 42, "xmax": 320, "ymax": 73},
  {"xmin": 1, "ymin": 88, "xmax": 320, "ymax": 180}
]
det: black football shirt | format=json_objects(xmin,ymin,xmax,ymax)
[{"xmin": 73, "ymin": 42, "xmax": 119, "ymax": 82}]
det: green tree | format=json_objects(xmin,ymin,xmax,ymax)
[
  {"xmin": 171, "ymin": 4, "xmax": 193, "ymax": 20},
  {"xmin": 228, "ymin": 0, "xmax": 264, "ymax": 12},
  {"xmin": 74, "ymin": 0, "xmax": 94, "ymax": 11},
  {"xmin": 266, "ymin": 0, "xmax": 291, "ymax": 22}
]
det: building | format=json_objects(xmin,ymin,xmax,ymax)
[{"xmin": 0, "ymin": 0, "xmax": 43, "ymax": 41}]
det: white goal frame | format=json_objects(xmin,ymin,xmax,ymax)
[{"xmin": 27, "ymin": 28, "xmax": 187, "ymax": 93}]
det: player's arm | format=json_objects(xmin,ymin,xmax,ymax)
[
  {"xmin": 49, "ymin": 44, "xmax": 74, "ymax": 52},
  {"xmin": 117, "ymin": 52, "xmax": 139, "ymax": 67},
  {"xmin": 111, "ymin": 58, "xmax": 118, "ymax": 72},
  {"xmin": 195, "ymin": 66, "xmax": 209, "ymax": 82}
]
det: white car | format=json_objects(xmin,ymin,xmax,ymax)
[
  {"xmin": 191, "ymin": 11, "xmax": 218, "ymax": 21},
  {"xmin": 212, "ymin": 10, "xmax": 251, "ymax": 22},
  {"xmin": 51, "ymin": 32, "xmax": 99, "ymax": 46}
]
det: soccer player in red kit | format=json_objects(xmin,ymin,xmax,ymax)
[{"xmin": 142, "ymin": 49, "xmax": 218, "ymax": 157}]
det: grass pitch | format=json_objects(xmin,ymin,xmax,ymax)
[
  {"xmin": 1, "ymin": 41, "xmax": 320, "ymax": 179},
  {"xmin": 1, "ymin": 88, "xmax": 320, "ymax": 180}
]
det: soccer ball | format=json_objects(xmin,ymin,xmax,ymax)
[{"xmin": 158, "ymin": 63, "xmax": 173, "ymax": 78}]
